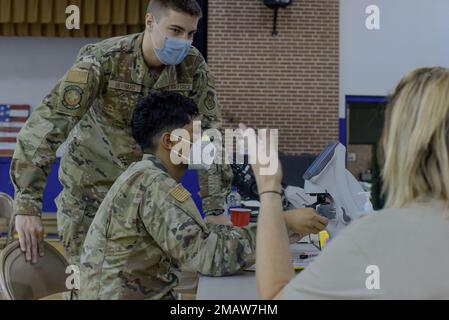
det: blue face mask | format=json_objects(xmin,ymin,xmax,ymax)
[{"xmin": 152, "ymin": 21, "xmax": 193, "ymax": 66}]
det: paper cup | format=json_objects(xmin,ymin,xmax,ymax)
[{"xmin": 230, "ymin": 208, "xmax": 252, "ymax": 227}]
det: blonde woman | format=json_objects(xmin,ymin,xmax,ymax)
[{"xmin": 250, "ymin": 67, "xmax": 449, "ymax": 299}]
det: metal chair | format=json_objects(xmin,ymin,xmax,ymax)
[
  {"xmin": 0, "ymin": 193, "xmax": 14, "ymax": 248},
  {"xmin": 0, "ymin": 240, "xmax": 70, "ymax": 300}
]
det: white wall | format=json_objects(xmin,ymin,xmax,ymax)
[
  {"xmin": 0, "ymin": 37, "xmax": 99, "ymax": 109},
  {"xmin": 0, "ymin": 37, "xmax": 100, "ymax": 156},
  {"xmin": 340, "ymin": 0, "xmax": 449, "ymax": 118}
]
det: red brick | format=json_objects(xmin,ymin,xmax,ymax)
[{"xmin": 208, "ymin": 0, "xmax": 339, "ymax": 155}]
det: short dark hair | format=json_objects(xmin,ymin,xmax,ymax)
[
  {"xmin": 147, "ymin": 0, "xmax": 202, "ymax": 18},
  {"xmin": 132, "ymin": 91, "xmax": 199, "ymax": 152}
]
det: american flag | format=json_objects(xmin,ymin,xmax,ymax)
[{"xmin": 0, "ymin": 105, "xmax": 31, "ymax": 157}]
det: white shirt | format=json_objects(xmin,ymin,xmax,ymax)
[{"xmin": 283, "ymin": 200, "xmax": 449, "ymax": 299}]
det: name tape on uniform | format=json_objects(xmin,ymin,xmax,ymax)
[
  {"xmin": 167, "ymin": 84, "xmax": 193, "ymax": 91},
  {"xmin": 108, "ymin": 80, "xmax": 142, "ymax": 93}
]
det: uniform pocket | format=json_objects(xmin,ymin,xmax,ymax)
[
  {"xmin": 101, "ymin": 88, "xmax": 142, "ymax": 126},
  {"xmin": 57, "ymin": 193, "xmax": 88, "ymax": 257}
]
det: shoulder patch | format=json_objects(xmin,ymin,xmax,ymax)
[
  {"xmin": 62, "ymin": 85, "xmax": 84, "ymax": 110},
  {"xmin": 169, "ymin": 184, "xmax": 191, "ymax": 203},
  {"xmin": 66, "ymin": 69, "xmax": 89, "ymax": 84}
]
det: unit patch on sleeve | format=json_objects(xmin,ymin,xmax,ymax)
[{"xmin": 62, "ymin": 85, "xmax": 84, "ymax": 110}]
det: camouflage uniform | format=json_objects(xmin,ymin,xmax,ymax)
[
  {"xmin": 79, "ymin": 154, "xmax": 256, "ymax": 300},
  {"xmin": 10, "ymin": 33, "xmax": 233, "ymax": 266}
]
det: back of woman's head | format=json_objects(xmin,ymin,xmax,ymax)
[{"xmin": 382, "ymin": 67, "xmax": 449, "ymax": 208}]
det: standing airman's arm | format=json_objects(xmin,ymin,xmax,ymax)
[
  {"xmin": 10, "ymin": 45, "xmax": 104, "ymax": 217},
  {"xmin": 9, "ymin": 45, "xmax": 104, "ymax": 263},
  {"xmin": 190, "ymin": 59, "xmax": 234, "ymax": 217},
  {"xmin": 140, "ymin": 175, "xmax": 256, "ymax": 277}
]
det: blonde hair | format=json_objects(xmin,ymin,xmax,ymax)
[{"xmin": 381, "ymin": 67, "xmax": 449, "ymax": 208}]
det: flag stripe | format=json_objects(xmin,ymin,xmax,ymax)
[
  {"xmin": 9, "ymin": 117, "xmax": 28, "ymax": 122},
  {"xmin": 0, "ymin": 122, "xmax": 25, "ymax": 128},
  {"xmin": 0, "ymin": 127, "xmax": 20, "ymax": 133},
  {"xmin": 9, "ymin": 110, "xmax": 29, "ymax": 117},
  {"xmin": 0, "ymin": 132, "xmax": 18, "ymax": 138},
  {"xmin": 10, "ymin": 105, "xmax": 30, "ymax": 110},
  {"xmin": 0, "ymin": 143, "xmax": 17, "ymax": 151},
  {"xmin": 0, "ymin": 137, "xmax": 16, "ymax": 143}
]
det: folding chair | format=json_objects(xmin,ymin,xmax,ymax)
[
  {"xmin": 0, "ymin": 193, "xmax": 14, "ymax": 248},
  {"xmin": 0, "ymin": 240, "xmax": 71, "ymax": 300}
]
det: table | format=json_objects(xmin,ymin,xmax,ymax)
[{"xmin": 196, "ymin": 243, "xmax": 319, "ymax": 300}]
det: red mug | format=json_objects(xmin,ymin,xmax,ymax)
[{"xmin": 230, "ymin": 208, "xmax": 252, "ymax": 227}]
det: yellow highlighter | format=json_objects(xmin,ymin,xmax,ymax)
[{"xmin": 319, "ymin": 231, "xmax": 330, "ymax": 249}]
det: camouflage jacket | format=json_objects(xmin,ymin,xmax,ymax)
[
  {"xmin": 79, "ymin": 154, "xmax": 256, "ymax": 300},
  {"xmin": 10, "ymin": 32, "xmax": 232, "ymax": 225}
]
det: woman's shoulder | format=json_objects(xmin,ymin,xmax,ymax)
[
  {"xmin": 366, "ymin": 201, "xmax": 449, "ymax": 224},
  {"xmin": 340, "ymin": 200, "xmax": 449, "ymax": 243}
]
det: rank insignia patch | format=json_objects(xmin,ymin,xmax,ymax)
[
  {"xmin": 169, "ymin": 184, "xmax": 191, "ymax": 203},
  {"xmin": 63, "ymin": 85, "xmax": 83, "ymax": 110},
  {"xmin": 205, "ymin": 91, "xmax": 215, "ymax": 111}
]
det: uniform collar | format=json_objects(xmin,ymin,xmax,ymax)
[
  {"xmin": 142, "ymin": 153, "xmax": 169, "ymax": 174},
  {"xmin": 132, "ymin": 32, "xmax": 177, "ymax": 90}
]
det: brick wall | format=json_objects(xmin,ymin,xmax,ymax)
[
  {"xmin": 207, "ymin": 0, "xmax": 339, "ymax": 155},
  {"xmin": 347, "ymin": 144, "xmax": 373, "ymax": 180}
]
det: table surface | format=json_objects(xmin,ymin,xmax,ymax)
[{"xmin": 196, "ymin": 243, "xmax": 319, "ymax": 300}]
